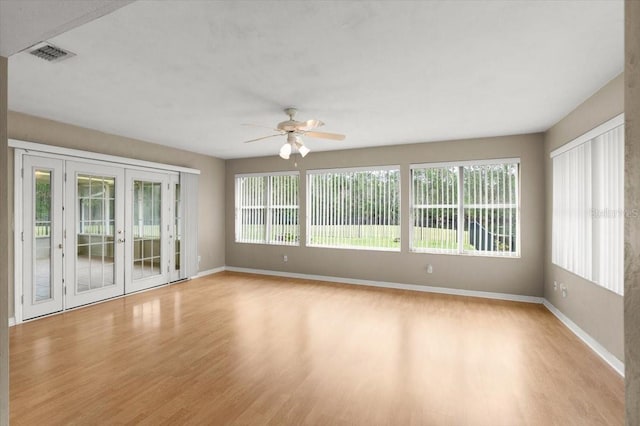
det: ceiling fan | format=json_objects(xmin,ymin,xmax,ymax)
[{"xmin": 243, "ymin": 108, "xmax": 345, "ymax": 159}]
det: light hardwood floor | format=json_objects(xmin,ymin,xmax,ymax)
[{"xmin": 10, "ymin": 272, "xmax": 623, "ymax": 425}]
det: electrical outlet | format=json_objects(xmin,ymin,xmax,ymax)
[
  {"xmin": 197, "ymin": 255, "xmax": 201, "ymax": 263},
  {"xmin": 427, "ymin": 264, "xmax": 433, "ymax": 274},
  {"xmin": 283, "ymin": 255, "xmax": 288, "ymax": 263},
  {"xmin": 561, "ymin": 283, "xmax": 568, "ymax": 298},
  {"xmin": 553, "ymin": 281, "xmax": 557, "ymax": 291}
]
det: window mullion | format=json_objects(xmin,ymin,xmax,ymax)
[
  {"xmin": 264, "ymin": 176, "xmax": 270, "ymax": 243},
  {"xmin": 458, "ymin": 166, "xmax": 464, "ymax": 254}
]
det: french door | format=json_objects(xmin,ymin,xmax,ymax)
[
  {"xmin": 21, "ymin": 157, "xmax": 183, "ymax": 320},
  {"xmin": 22, "ymin": 155, "xmax": 64, "ymax": 320},
  {"xmin": 65, "ymin": 162, "xmax": 126, "ymax": 309},
  {"xmin": 125, "ymin": 170, "xmax": 171, "ymax": 293}
]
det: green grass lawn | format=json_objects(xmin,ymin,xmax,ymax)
[
  {"xmin": 308, "ymin": 225, "xmax": 475, "ymax": 250},
  {"xmin": 411, "ymin": 227, "xmax": 475, "ymax": 250},
  {"xmin": 239, "ymin": 224, "xmax": 482, "ymax": 250},
  {"xmin": 309, "ymin": 235, "xmax": 400, "ymax": 249}
]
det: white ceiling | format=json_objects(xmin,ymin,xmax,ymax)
[{"xmin": 7, "ymin": 0, "xmax": 623, "ymax": 159}]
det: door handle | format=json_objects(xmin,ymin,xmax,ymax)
[{"xmin": 118, "ymin": 238, "xmax": 126, "ymax": 243}]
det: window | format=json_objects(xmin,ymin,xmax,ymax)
[
  {"xmin": 235, "ymin": 172, "xmax": 299, "ymax": 245},
  {"xmin": 307, "ymin": 166, "xmax": 400, "ymax": 250},
  {"xmin": 411, "ymin": 159, "xmax": 519, "ymax": 257},
  {"xmin": 411, "ymin": 166, "xmax": 459, "ymax": 251},
  {"xmin": 552, "ymin": 115, "xmax": 624, "ymax": 295}
]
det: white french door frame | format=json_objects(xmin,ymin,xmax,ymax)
[
  {"xmin": 124, "ymin": 169, "xmax": 173, "ymax": 293},
  {"xmin": 169, "ymin": 173, "xmax": 184, "ymax": 283},
  {"xmin": 65, "ymin": 161, "xmax": 126, "ymax": 309},
  {"xmin": 20, "ymin": 155, "xmax": 65, "ymax": 320},
  {"xmin": 12, "ymin": 140, "xmax": 199, "ymax": 324}
]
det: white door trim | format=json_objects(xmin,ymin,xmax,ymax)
[
  {"xmin": 14, "ymin": 150, "xmax": 24, "ymax": 324},
  {"xmin": 9, "ymin": 139, "xmax": 200, "ymax": 175}
]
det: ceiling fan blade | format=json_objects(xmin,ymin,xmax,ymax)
[
  {"xmin": 243, "ymin": 134, "xmax": 283, "ymax": 143},
  {"xmin": 241, "ymin": 123, "xmax": 281, "ymax": 131},
  {"xmin": 298, "ymin": 119, "xmax": 324, "ymax": 131},
  {"xmin": 304, "ymin": 131, "xmax": 345, "ymax": 141}
]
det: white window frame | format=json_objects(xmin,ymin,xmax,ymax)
[
  {"xmin": 306, "ymin": 165, "xmax": 401, "ymax": 251},
  {"xmin": 234, "ymin": 171, "xmax": 300, "ymax": 246},
  {"xmin": 410, "ymin": 158, "xmax": 521, "ymax": 257}
]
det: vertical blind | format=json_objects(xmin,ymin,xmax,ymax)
[
  {"xmin": 551, "ymin": 121, "xmax": 624, "ymax": 295},
  {"xmin": 235, "ymin": 173, "xmax": 299, "ymax": 245},
  {"xmin": 307, "ymin": 167, "xmax": 400, "ymax": 250},
  {"xmin": 463, "ymin": 163, "xmax": 519, "ymax": 256},
  {"xmin": 180, "ymin": 172, "xmax": 199, "ymax": 279},
  {"xmin": 411, "ymin": 166, "xmax": 459, "ymax": 251},
  {"xmin": 411, "ymin": 160, "xmax": 519, "ymax": 257}
]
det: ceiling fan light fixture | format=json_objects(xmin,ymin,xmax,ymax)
[
  {"xmin": 298, "ymin": 145, "xmax": 310, "ymax": 157},
  {"xmin": 243, "ymin": 108, "xmax": 345, "ymax": 159},
  {"xmin": 279, "ymin": 142, "xmax": 292, "ymax": 159}
]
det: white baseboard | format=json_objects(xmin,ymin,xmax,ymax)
[
  {"xmin": 224, "ymin": 266, "xmax": 544, "ymax": 304},
  {"xmin": 8, "ymin": 317, "xmax": 15, "ymax": 327},
  {"xmin": 194, "ymin": 266, "xmax": 226, "ymax": 279},
  {"xmin": 542, "ymin": 300, "xmax": 624, "ymax": 377}
]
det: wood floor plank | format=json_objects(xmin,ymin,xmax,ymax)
[{"xmin": 10, "ymin": 272, "xmax": 624, "ymax": 425}]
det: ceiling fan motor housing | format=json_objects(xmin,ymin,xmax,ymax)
[
  {"xmin": 242, "ymin": 107, "xmax": 344, "ymax": 150},
  {"xmin": 278, "ymin": 120, "xmax": 302, "ymax": 132}
]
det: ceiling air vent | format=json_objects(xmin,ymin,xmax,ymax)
[{"xmin": 28, "ymin": 42, "xmax": 75, "ymax": 63}]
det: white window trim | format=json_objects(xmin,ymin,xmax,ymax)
[
  {"xmin": 410, "ymin": 159, "xmax": 521, "ymax": 258},
  {"xmin": 550, "ymin": 113, "xmax": 624, "ymax": 158},
  {"xmin": 307, "ymin": 164, "xmax": 401, "ymax": 175},
  {"xmin": 411, "ymin": 157, "xmax": 521, "ymax": 170},
  {"xmin": 234, "ymin": 171, "xmax": 300, "ymax": 246},
  {"xmin": 306, "ymin": 165, "xmax": 401, "ymax": 251},
  {"xmin": 235, "ymin": 170, "xmax": 299, "ymax": 178},
  {"xmin": 551, "ymin": 116, "xmax": 624, "ymax": 295}
]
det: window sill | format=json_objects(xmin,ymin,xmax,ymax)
[
  {"xmin": 410, "ymin": 249, "xmax": 520, "ymax": 259},
  {"xmin": 235, "ymin": 241, "xmax": 299, "ymax": 247},
  {"xmin": 307, "ymin": 244, "xmax": 400, "ymax": 253}
]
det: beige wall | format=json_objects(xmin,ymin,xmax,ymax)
[
  {"xmin": 543, "ymin": 74, "xmax": 624, "ymax": 361},
  {"xmin": 226, "ymin": 133, "xmax": 545, "ymax": 297},
  {"xmin": 625, "ymin": 1, "xmax": 640, "ymax": 423},
  {"xmin": 7, "ymin": 112, "xmax": 226, "ymax": 320}
]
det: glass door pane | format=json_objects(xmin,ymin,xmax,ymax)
[
  {"xmin": 76, "ymin": 175, "xmax": 116, "ymax": 292},
  {"xmin": 34, "ymin": 169, "xmax": 53, "ymax": 301},
  {"xmin": 170, "ymin": 174, "xmax": 183, "ymax": 282},
  {"xmin": 132, "ymin": 180, "xmax": 162, "ymax": 280},
  {"xmin": 65, "ymin": 162, "xmax": 125, "ymax": 309},
  {"xmin": 22, "ymin": 155, "xmax": 64, "ymax": 320}
]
